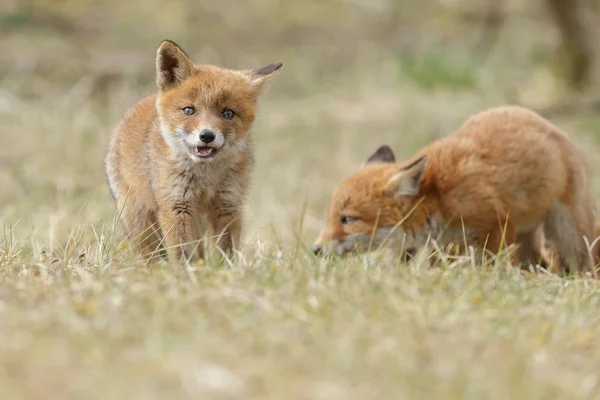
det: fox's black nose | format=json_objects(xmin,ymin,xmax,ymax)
[
  {"xmin": 199, "ymin": 129, "xmax": 216, "ymax": 143},
  {"xmin": 312, "ymin": 245, "xmax": 323, "ymax": 256}
]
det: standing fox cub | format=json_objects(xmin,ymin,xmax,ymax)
[
  {"xmin": 314, "ymin": 106, "xmax": 599, "ymax": 273},
  {"xmin": 105, "ymin": 40, "xmax": 282, "ymax": 262}
]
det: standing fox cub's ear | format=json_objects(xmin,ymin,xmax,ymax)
[
  {"xmin": 366, "ymin": 145, "xmax": 396, "ymax": 164},
  {"xmin": 156, "ymin": 40, "xmax": 195, "ymax": 90},
  {"xmin": 386, "ymin": 155, "xmax": 428, "ymax": 197},
  {"xmin": 241, "ymin": 62, "xmax": 283, "ymax": 91}
]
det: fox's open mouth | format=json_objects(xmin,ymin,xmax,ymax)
[{"xmin": 193, "ymin": 146, "xmax": 217, "ymax": 159}]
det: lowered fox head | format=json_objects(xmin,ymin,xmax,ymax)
[
  {"xmin": 313, "ymin": 145, "xmax": 435, "ymax": 257},
  {"xmin": 155, "ymin": 40, "xmax": 282, "ymax": 163}
]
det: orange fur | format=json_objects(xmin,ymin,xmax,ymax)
[
  {"xmin": 105, "ymin": 40, "xmax": 282, "ymax": 263},
  {"xmin": 314, "ymin": 106, "xmax": 599, "ymax": 274}
]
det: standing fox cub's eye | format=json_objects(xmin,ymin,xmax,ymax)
[
  {"xmin": 221, "ymin": 108, "xmax": 235, "ymax": 120},
  {"xmin": 182, "ymin": 106, "xmax": 195, "ymax": 115},
  {"xmin": 340, "ymin": 216, "xmax": 356, "ymax": 225}
]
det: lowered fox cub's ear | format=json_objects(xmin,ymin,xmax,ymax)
[
  {"xmin": 366, "ymin": 145, "xmax": 396, "ymax": 164},
  {"xmin": 156, "ymin": 40, "xmax": 194, "ymax": 90},
  {"xmin": 387, "ymin": 155, "xmax": 428, "ymax": 197},
  {"xmin": 242, "ymin": 62, "xmax": 283, "ymax": 90}
]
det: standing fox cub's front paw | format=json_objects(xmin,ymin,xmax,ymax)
[{"xmin": 104, "ymin": 39, "xmax": 282, "ymax": 264}]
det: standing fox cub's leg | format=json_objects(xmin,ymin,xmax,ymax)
[
  {"xmin": 119, "ymin": 199, "xmax": 164, "ymax": 262},
  {"xmin": 157, "ymin": 206, "xmax": 203, "ymax": 263},
  {"xmin": 211, "ymin": 212, "xmax": 242, "ymax": 257},
  {"xmin": 210, "ymin": 191, "xmax": 244, "ymax": 257}
]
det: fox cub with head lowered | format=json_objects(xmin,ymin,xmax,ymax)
[
  {"xmin": 314, "ymin": 106, "xmax": 599, "ymax": 274},
  {"xmin": 105, "ymin": 40, "xmax": 282, "ymax": 262}
]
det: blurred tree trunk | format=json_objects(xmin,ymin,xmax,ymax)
[{"xmin": 545, "ymin": 0, "xmax": 594, "ymax": 90}]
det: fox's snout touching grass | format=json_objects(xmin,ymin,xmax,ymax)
[
  {"xmin": 105, "ymin": 40, "xmax": 282, "ymax": 263},
  {"xmin": 314, "ymin": 106, "xmax": 599, "ymax": 274}
]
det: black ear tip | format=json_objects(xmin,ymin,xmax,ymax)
[
  {"xmin": 375, "ymin": 144, "xmax": 395, "ymax": 159},
  {"xmin": 375, "ymin": 145, "xmax": 395, "ymax": 156},
  {"xmin": 366, "ymin": 144, "xmax": 396, "ymax": 164},
  {"xmin": 253, "ymin": 62, "xmax": 284, "ymax": 78}
]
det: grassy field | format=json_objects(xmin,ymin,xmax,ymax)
[{"xmin": 2, "ymin": 0, "xmax": 600, "ymax": 399}]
